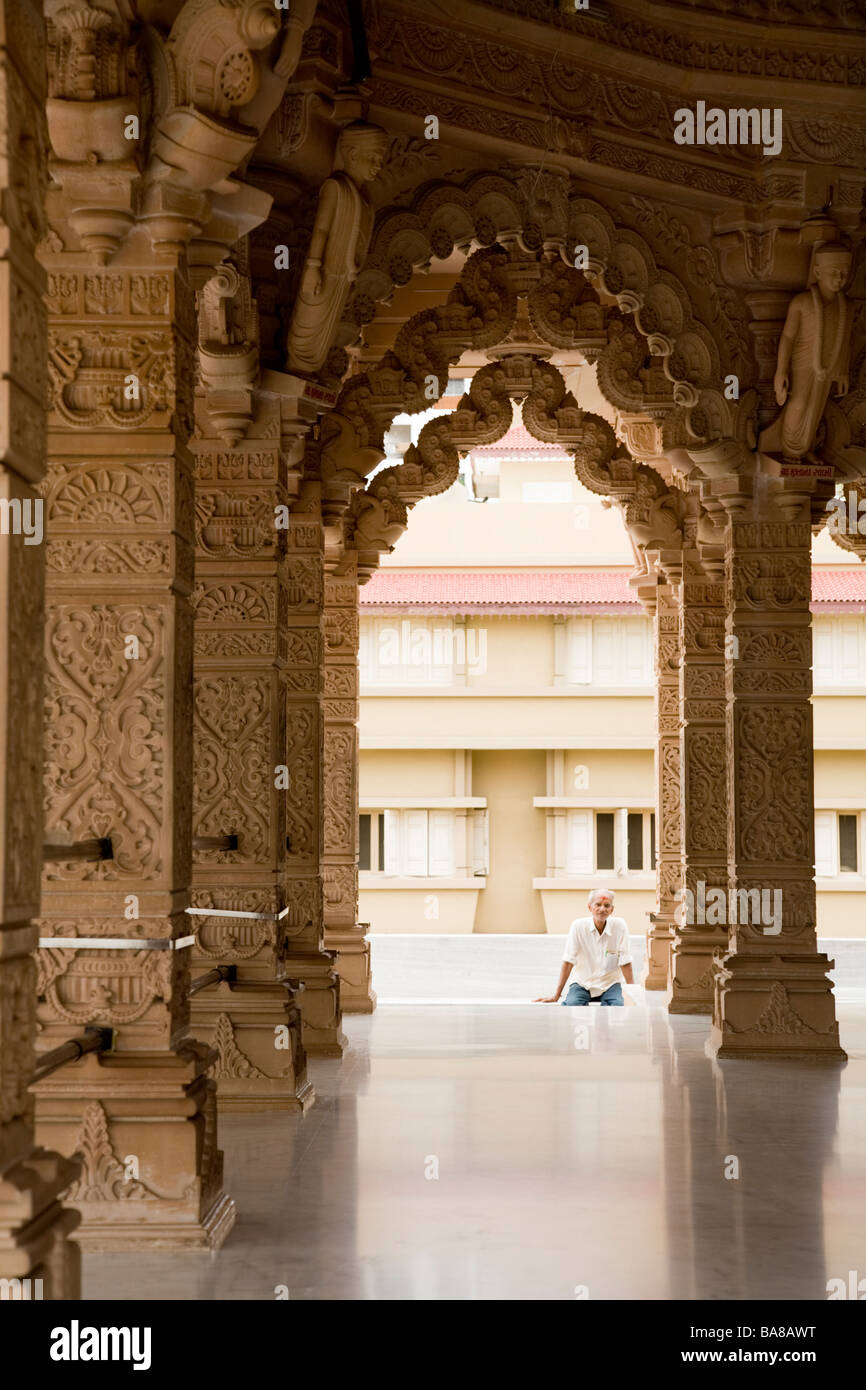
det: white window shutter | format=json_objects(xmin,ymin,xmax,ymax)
[
  {"xmin": 472, "ymin": 810, "xmax": 489, "ymax": 875},
  {"xmin": 568, "ymin": 618, "xmax": 592, "ymax": 684},
  {"xmin": 359, "ymin": 619, "xmax": 372, "ymax": 684},
  {"xmin": 615, "ymin": 807, "xmax": 629, "ymax": 873},
  {"xmin": 814, "ymin": 812, "xmax": 836, "ymax": 877},
  {"xmin": 642, "ymin": 617, "xmax": 653, "ymax": 682},
  {"xmin": 566, "ymin": 810, "xmax": 593, "ymax": 874},
  {"xmin": 403, "ymin": 810, "xmax": 428, "ymax": 875},
  {"xmin": 428, "ymin": 812, "xmax": 454, "ymax": 877},
  {"xmin": 838, "ymin": 618, "xmax": 861, "ymax": 686},
  {"xmin": 623, "ymin": 619, "xmax": 647, "ymax": 685},
  {"xmin": 812, "ymin": 618, "xmax": 833, "ymax": 688},
  {"xmin": 593, "ymin": 618, "xmax": 616, "ymax": 685},
  {"xmin": 431, "ymin": 622, "xmax": 455, "ymax": 684},
  {"xmin": 383, "ymin": 810, "xmax": 401, "ymax": 875}
]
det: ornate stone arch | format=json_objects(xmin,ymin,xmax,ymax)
[
  {"xmin": 337, "ymin": 173, "xmax": 757, "ymax": 461},
  {"xmin": 334, "ymin": 245, "xmax": 692, "ymax": 575},
  {"xmin": 318, "ymin": 240, "xmax": 749, "ymax": 554}
]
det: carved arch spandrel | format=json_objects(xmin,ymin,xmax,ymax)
[
  {"xmin": 321, "ymin": 243, "xmax": 692, "ymax": 567},
  {"xmin": 321, "ymin": 245, "xmax": 760, "ymax": 549},
  {"xmin": 340, "ymin": 177, "xmax": 755, "ymax": 451}
]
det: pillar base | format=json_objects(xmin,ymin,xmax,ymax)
[
  {"xmin": 32, "ymin": 1042, "xmax": 237, "ymax": 1252},
  {"xmin": 668, "ymin": 931, "xmax": 726, "ymax": 1015},
  {"xmin": 192, "ymin": 980, "xmax": 315, "ymax": 1113},
  {"xmin": 0, "ymin": 1123, "xmax": 82, "ymax": 1297},
  {"xmin": 285, "ymin": 952, "xmax": 348, "ymax": 1056},
  {"xmin": 708, "ymin": 951, "xmax": 847, "ymax": 1062},
  {"xmin": 643, "ymin": 922, "xmax": 673, "ymax": 991},
  {"xmin": 325, "ymin": 930, "xmax": 376, "ymax": 1013}
]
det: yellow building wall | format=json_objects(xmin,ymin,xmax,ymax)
[
  {"xmin": 814, "ymin": 749, "xmax": 866, "ymax": 796},
  {"xmin": 813, "ymin": 750, "xmax": 866, "ymax": 937},
  {"xmin": 814, "ymin": 699, "xmax": 866, "ymax": 750},
  {"xmin": 359, "ymin": 888, "xmax": 481, "ymax": 934},
  {"xmin": 359, "ymin": 748, "xmax": 458, "ymax": 798},
  {"xmin": 472, "ymin": 750, "xmax": 547, "ymax": 933},
  {"xmin": 465, "ymin": 616, "xmax": 553, "ymax": 686},
  {"xmin": 561, "ymin": 749, "xmax": 654, "ymax": 799},
  {"xmin": 816, "ymin": 894, "xmax": 866, "ymax": 937},
  {"xmin": 360, "ymin": 695, "xmax": 654, "ymax": 749}
]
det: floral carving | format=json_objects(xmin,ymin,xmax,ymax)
[
  {"xmin": 209, "ymin": 1014, "xmax": 266, "ymax": 1080},
  {"xmin": 194, "ymin": 677, "xmax": 270, "ymax": 864},
  {"xmin": 44, "ymin": 606, "xmax": 165, "ymax": 879},
  {"xmin": 65, "ymin": 1104, "xmax": 157, "ymax": 1202}
]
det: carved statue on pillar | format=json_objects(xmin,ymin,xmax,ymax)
[
  {"xmin": 287, "ymin": 122, "xmax": 389, "ymax": 378},
  {"xmin": 758, "ymin": 243, "xmax": 853, "ymax": 461},
  {"xmin": 198, "ymin": 259, "xmax": 259, "ymax": 444}
]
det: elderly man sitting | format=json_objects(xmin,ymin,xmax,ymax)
[{"xmin": 534, "ymin": 889, "xmax": 634, "ymax": 1006}]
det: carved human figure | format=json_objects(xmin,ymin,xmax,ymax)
[
  {"xmin": 759, "ymin": 243, "xmax": 852, "ymax": 461},
  {"xmin": 287, "ymin": 122, "xmax": 388, "ymax": 377}
]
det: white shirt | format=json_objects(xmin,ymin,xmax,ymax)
[{"xmin": 562, "ymin": 916, "xmax": 632, "ymax": 997}]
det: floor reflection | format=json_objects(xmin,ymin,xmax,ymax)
[
  {"xmin": 648, "ymin": 1009, "xmax": 842, "ymax": 1300},
  {"xmin": 83, "ymin": 1001, "xmax": 864, "ymax": 1301}
]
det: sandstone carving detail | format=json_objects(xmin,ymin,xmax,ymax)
[
  {"xmin": 759, "ymin": 243, "xmax": 853, "ymax": 461},
  {"xmin": 288, "ymin": 122, "xmax": 389, "ymax": 377}
]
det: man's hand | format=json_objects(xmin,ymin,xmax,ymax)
[{"xmin": 535, "ymin": 961, "xmax": 573, "ymax": 1004}]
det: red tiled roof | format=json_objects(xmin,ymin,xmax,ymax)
[
  {"xmin": 360, "ymin": 568, "xmax": 866, "ymax": 615},
  {"xmin": 813, "ymin": 570, "xmax": 866, "ymax": 609},
  {"xmin": 473, "ymin": 424, "xmax": 566, "ymax": 456},
  {"xmin": 362, "ymin": 570, "xmax": 641, "ymax": 614}
]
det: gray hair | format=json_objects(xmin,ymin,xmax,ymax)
[{"xmin": 587, "ymin": 888, "xmax": 615, "ymax": 908}]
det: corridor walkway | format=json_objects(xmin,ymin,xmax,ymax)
[{"xmin": 83, "ymin": 996, "xmax": 866, "ymax": 1301}]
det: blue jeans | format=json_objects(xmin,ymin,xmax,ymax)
[{"xmin": 562, "ymin": 982, "xmax": 623, "ymax": 1007}]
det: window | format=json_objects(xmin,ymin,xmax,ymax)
[
  {"xmin": 839, "ymin": 815, "xmax": 858, "ymax": 873},
  {"xmin": 359, "ymin": 812, "xmax": 384, "ymax": 871},
  {"xmin": 361, "ymin": 810, "xmax": 456, "ymax": 877},
  {"xmin": 566, "ymin": 809, "xmax": 654, "ymax": 874},
  {"xmin": 815, "ymin": 811, "xmax": 866, "ymax": 876},
  {"xmin": 360, "ymin": 617, "xmax": 457, "ymax": 686},
  {"xmin": 566, "ymin": 617, "xmax": 652, "ymax": 686},
  {"xmin": 359, "ymin": 813, "xmax": 372, "ymax": 870},
  {"xmin": 813, "ymin": 617, "xmax": 866, "ymax": 688},
  {"xmin": 627, "ymin": 812, "xmax": 644, "ymax": 870},
  {"xmin": 595, "ymin": 812, "xmax": 614, "ymax": 871}
]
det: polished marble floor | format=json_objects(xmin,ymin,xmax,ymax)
[{"xmin": 83, "ymin": 982, "xmax": 866, "ymax": 1301}]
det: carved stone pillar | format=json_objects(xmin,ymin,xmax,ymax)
[
  {"xmin": 35, "ymin": 255, "xmax": 235, "ymax": 1248},
  {"xmin": 189, "ymin": 390, "xmax": 313, "ymax": 1110},
  {"xmin": 0, "ymin": 0, "xmax": 81, "ymax": 1296},
  {"xmin": 323, "ymin": 556, "xmax": 375, "ymax": 1012},
  {"xmin": 669, "ymin": 557, "xmax": 729, "ymax": 1014},
  {"xmin": 644, "ymin": 579, "xmax": 680, "ymax": 990},
  {"xmin": 710, "ymin": 502, "xmax": 844, "ymax": 1059},
  {"xmin": 283, "ymin": 506, "xmax": 346, "ymax": 1054}
]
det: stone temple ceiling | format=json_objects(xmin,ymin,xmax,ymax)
[{"xmin": 248, "ymin": 0, "xmax": 866, "ymax": 228}]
